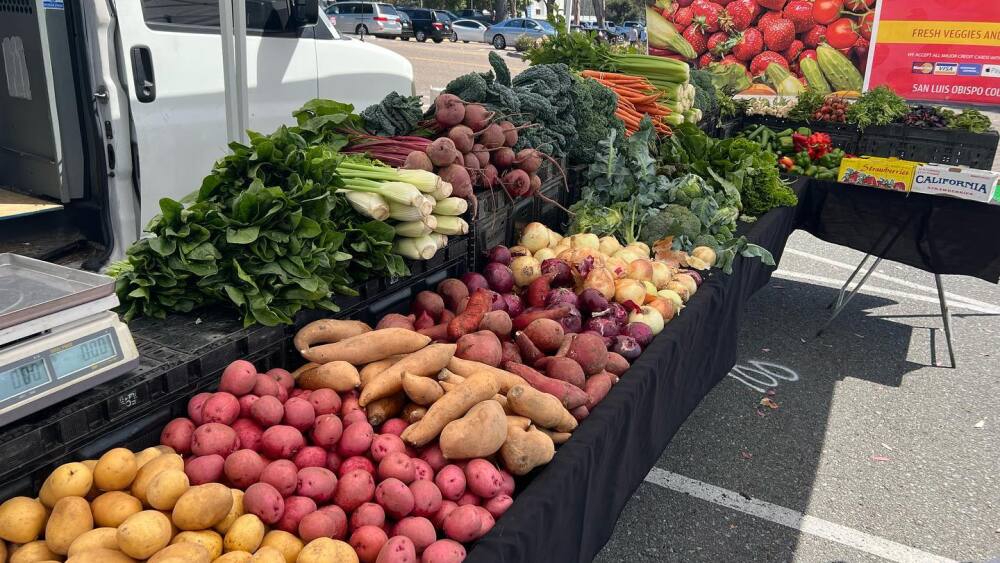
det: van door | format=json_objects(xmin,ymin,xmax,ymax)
[{"xmin": 113, "ymin": 1, "xmax": 320, "ymax": 226}]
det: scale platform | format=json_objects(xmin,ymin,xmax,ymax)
[{"xmin": 0, "ymin": 253, "xmax": 139, "ymax": 426}]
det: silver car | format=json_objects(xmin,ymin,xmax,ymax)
[
  {"xmin": 485, "ymin": 18, "xmax": 556, "ymax": 50},
  {"xmin": 450, "ymin": 19, "xmax": 489, "ymax": 43},
  {"xmin": 326, "ymin": 2, "xmax": 403, "ymax": 38}
]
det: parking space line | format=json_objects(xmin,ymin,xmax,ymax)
[{"xmin": 644, "ymin": 468, "xmax": 957, "ymax": 563}]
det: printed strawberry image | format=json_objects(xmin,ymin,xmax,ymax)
[
  {"xmin": 683, "ymin": 23, "xmax": 709, "ymax": 56},
  {"xmin": 673, "ymin": 6, "xmax": 695, "ymax": 28},
  {"xmin": 801, "ymin": 24, "xmax": 826, "ymax": 48},
  {"xmin": 782, "ymin": 39, "xmax": 804, "ymax": 62},
  {"xmin": 691, "ymin": 0, "xmax": 724, "ymax": 32},
  {"xmin": 749, "ymin": 50, "xmax": 789, "ymax": 76},
  {"xmin": 863, "ymin": 175, "xmax": 878, "ymax": 187},
  {"xmin": 731, "ymin": 28, "xmax": 764, "ymax": 61},
  {"xmin": 720, "ymin": 0, "xmax": 754, "ymax": 32},
  {"xmin": 756, "ymin": 0, "xmax": 787, "ymax": 11},
  {"xmin": 760, "ymin": 16, "xmax": 795, "ymax": 51},
  {"xmin": 782, "ymin": 0, "xmax": 815, "ymax": 33}
]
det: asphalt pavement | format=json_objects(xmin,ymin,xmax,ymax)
[{"xmin": 377, "ymin": 38, "xmax": 1000, "ymax": 562}]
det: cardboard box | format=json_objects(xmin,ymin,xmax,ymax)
[
  {"xmin": 837, "ymin": 156, "xmax": 919, "ymax": 192},
  {"xmin": 911, "ymin": 164, "xmax": 999, "ymax": 204}
]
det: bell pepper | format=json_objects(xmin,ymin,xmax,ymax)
[
  {"xmin": 796, "ymin": 127, "xmax": 812, "ymax": 136},
  {"xmin": 778, "ymin": 156, "xmax": 795, "ymax": 170},
  {"xmin": 794, "ymin": 151, "xmax": 811, "ymax": 168},
  {"xmin": 790, "ymin": 165, "xmax": 804, "ymax": 175},
  {"xmin": 778, "ymin": 135, "xmax": 795, "ymax": 152},
  {"xmin": 791, "ymin": 133, "xmax": 809, "ymax": 153}
]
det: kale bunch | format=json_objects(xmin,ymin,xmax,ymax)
[
  {"xmin": 569, "ymin": 75, "xmax": 625, "ymax": 165},
  {"xmin": 360, "ymin": 92, "xmax": 423, "ymax": 137}
]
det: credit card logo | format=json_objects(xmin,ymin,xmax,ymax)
[
  {"xmin": 934, "ymin": 63, "xmax": 958, "ymax": 75},
  {"xmin": 984, "ymin": 64, "xmax": 1000, "ymax": 77},
  {"xmin": 957, "ymin": 63, "xmax": 982, "ymax": 76},
  {"xmin": 912, "ymin": 61, "xmax": 934, "ymax": 74}
]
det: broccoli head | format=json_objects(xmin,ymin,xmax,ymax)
[{"xmin": 639, "ymin": 204, "xmax": 704, "ymax": 247}]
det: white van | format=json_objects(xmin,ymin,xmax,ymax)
[{"xmin": 0, "ymin": 0, "xmax": 413, "ymax": 268}]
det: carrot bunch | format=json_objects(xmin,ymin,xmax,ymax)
[{"xmin": 580, "ymin": 70, "xmax": 672, "ymax": 136}]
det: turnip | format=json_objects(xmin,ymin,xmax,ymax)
[
  {"xmin": 472, "ymin": 144, "xmax": 489, "ymax": 167},
  {"xmin": 435, "ymin": 93, "xmax": 466, "ymax": 127},
  {"xmin": 503, "ymin": 169, "xmax": 531, "ymax": 197},
  {"xmin": 463, "ymin": 103, "xmax": 491, "ymax": 131},
  {"xmin": 478, "ymin": 123, "xmax": 505, "ymax": 150},
  {"xmin": 514, "ymin": 149, "xmax": 542, "ymax": 173},
  {"xmin": 498, "ymin": 121, "xmax": 517, "ymax": 147},
  {"xmin": 438, "ymin": 164, "xmax": 472, "ymax": 198},
  {"xmin": 403, "ymin": 151, "xmax": 433, "ymax": 172},
  {"xmin": 448, "ymin": 125, "xmax": 475, "ymax": 154},
  {"xmin": 492, "ymin": 147, "xmax": 515, "ymax": 170},
  {"xmin": 427, "ymin": 137, "xmax": 459, "ymax": 168}
]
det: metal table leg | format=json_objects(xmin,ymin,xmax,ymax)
[
  {"xmin": 816, "ymin": 255, "xmax": 885, "ymax": 336},
  {"xmin": 828, "ymin": 252, "xmax": 874, "ymax": 310},
  {"xmin": 934, "ymin": 274, "xmax": 957, "ymax": 368}
]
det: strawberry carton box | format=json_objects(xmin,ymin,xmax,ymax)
[
  {"xmin": 837, "ymin": 156, "xmax": 920, "ymax": 192},
  {"xmin": 911, "ymin": 163, "xmax": 1000, "ymax": 205}
]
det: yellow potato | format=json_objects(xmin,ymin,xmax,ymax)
[
  {"xmin": 148, "ymin": 542, "xmax": 210, "ymax": 563},
  {"xmin": 9, "ymin": 540, "xmax": 59, "ymax": 563},
  {"xmin": 39, "ymin": 462, "xmax": 93, "ymax": 507},
  {"xmin": 67, "ymin": 527, "xmax": 118, "ymax": 556},
  {"xmin": 115, "ymin": 510, "xmax": 171, "ymax": 559},
  {"xmin": 0, "ymin": 496, "xmax": 47, "ymax": 543},
  {"xmin": 65, "ymin": 547, "xmax": 136, "ymax": 563},
  {"xmin": 80, "ymin": 460, "xmax": 101, "ymax": 500},
  {"xmin": 153, "ymin": 446, "xmax": 175, "ymax": 456},
  {"xmin": 133, "ymin": 448, "xmax": 162, "ymax": 469},
  {"xmin": 91, "ymin": 492, "xmax": 142, "ymax": 528},
  {"xmin": 259, "ymin": 531, "xmax": 302, "ymax": 563},
  {"xmin": 45, "ymin": 496, "xmax": 94, "ymax": 554},
  {"xmin": 130, "ymin": 454, "xmax": 182, "ymax": 506},
  {"xmin": 296, "ymin": 538, "xmax": 358, "ymax": 563},
  {"xmin": 146, "ymin": 470, "xmax": 189, "ymax": 511},
  {"xmin": 213, "ymin": 552, "xmax": 253, "ymax": 563},
  {"xmin": 171, "ymin": 484, "xmax": 232, "ymax": 531},
  {"xmin": 0, "ymin": 540, "xmax": 6, "ymax": 562},
  {"xmin": 213, "ymin": 490, "xmax": 244, "ymax": 534},
  {"xmin": 172, "ymin": 530, "xmax": 223, "ymax": 560},
  {"xmin": 94, "ymin": 449, "xmax": 137, "ymax": 492},
  {"xmin": 251, "ymin": 546, "xmax": 285, "ymax": 563},
  {"xmin": 222, "ymin": 515, "xmax": 263, "ymax": 554}
]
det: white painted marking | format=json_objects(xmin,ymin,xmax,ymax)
[
  {"xmin": 772, "ymin": 270, "xmax": 1000, "ymax": 315},
  {"xmin": 644, "ymin": 468, "xmax": 957, "ymax": 563},
  {"xmin": 783, "ymin": 248, "xmax": 1000, "ymax": 312},
  {"xmin": 728, "ymin": 361, "xmax": 800, "ymax": 393}
]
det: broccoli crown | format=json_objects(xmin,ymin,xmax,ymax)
[
  {"xmin": 639, "ymin": 204, "xmax": 704, "ymax": 246},
  {"xmin": 689, "ymin": 69, "xmax": 718, "ymax": 116}
]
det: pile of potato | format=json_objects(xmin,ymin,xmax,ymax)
[{"xmin": 0, "ymin": 445, "xmax": 351, "ymax": 562}]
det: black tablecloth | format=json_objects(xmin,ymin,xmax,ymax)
[
  {"xmin": 467, "ymin": 200, "xmax": 800, "ymax": 562},
  {"xmin": 796, "ymin": 180, "xmax": 1000, "ymax": 283}
]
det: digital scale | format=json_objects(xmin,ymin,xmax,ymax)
[{"xmin": 0, "ymin": 254, "xmax": 139, "ymax": 426}]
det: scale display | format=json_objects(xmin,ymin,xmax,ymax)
[
  {"xmin": 51, "ymin": 333, "xmax": 117, "ymax": 378},
  {"xmin": 0, "ymin": 359, "xmax": 51, "ymax": 402}
]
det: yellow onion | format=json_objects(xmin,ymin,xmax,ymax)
[
  {"xmin": 511, "ymin": 255, "xmax": 541, "ymax": 287},
  {"xmin": 583, "ymin": 268, "xmax": 615, "ymax": 300},
  {"xmin": 599, "ymin": 236, "xmax": 622, "ymax": 257},
  {"xmin": 646, "ymin": 297, "xmax": 675, "ymax": 322},
  {"xmin": 614, "ymin": 278, "xmax": 646, "ymax": 305},
  {"xmin": 666, "ymin": 281, "xmax": 691, "ymax": 302},
  {"xmin": 657, "ymin": 289, "xmax": 684, "ymax": 311},
  {"xmin": 534, "ymin": 247, "xmax": 556, "ymax": 262},
  {"xmin": 571, "ymin": 233, "xmax": 600, "ymax": 250},
  {"xmin": 626, "ymin": 259, "xmax": 654, "ymax": 282},
  {"xmin": 604, "ymin": 256, "xmax": 628, "ymax": 279},
  {"xmin": 691, "ymin": 246, "xmax": 717, "ymax": 265},
  {"xmin": 520, "ymin": 222, "xmax": 551, "ymax": 253},
  {"xmin": 651, "ymin": 261, "xmax": 672, "ymax": 289},
  {"xmin": 672, "ymin": 274, "xmax": 698, "ymax": 297},
  {"xmin": 628, "ymin": 305, "xmax": 665, "ymax": 335}
]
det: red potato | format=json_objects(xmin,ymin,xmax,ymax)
[
  {"xmin": 283, "ymin": 397, "xmax": 316, "ymax": 431},
  {"xmin": 381, "ymin": 418, "xmax": 409, "ymax": 437},
  {"xmin": 545, "ymin": 357, "xmax": 586, "ymax": 389},
  {"xmin": 584, "ymin": 371, "xmax": 618, "ymax": 410},
  {"xmin": 191, "ymin": 422, "xmax": 239, "ymax": 457},
  {"xmin": 276, "ymin": 384, "xmax": 289, "ymax": 403},
  {"xmin": 343, "ymin": 409, "xmax": 368, "ymax": 427},
  {"xmin": 298, "ymin": 510, "xmax": 337, "ymax": 542},
  {"xmin": 376, "ymin": 535, "xmax": 417, "ymax": 563},
  {"xmin": 160, "ymin": 417, "xmax": 195, "ymax": 454},
  {"xmin": 474, "ymin": 506, "xmax": 495, "ymax": 535},
  {"xmin": 378, "ymin": 452, "xmax": 415, "ymax": 484},
  {"xmin": 326, "ymin": 451, "xmax": 342, "ymax": 474},
  {"xmin": 224, "ymin": 449, "xmax": 267, "ymax": 488},
  {"xmin": 500, "ymin": 341, "xmax": 522, "ymax": 365},
  {"xmin": 442, "ymin": 505, "xmax": 482, "ymax": 542},
  {"xmin": 261, "ymin": 459, "xmax": 299, "ymax": 496},
  {"xmin": 464, "ymin": 459, "xmax": 503, "ymax": 499},
  {"xmin": 483, "ymin": 494, "xmax": 512, "ymax": 518},
  {"xmin": 411, "ymin": 459, "xmax": 433, "ymax": 482},
  {"xmin": 276, "ymin": 495, "xmax": 317, "ymax": 533},
  {"xmin": 244, "ymin": 482, "xmax": 285, "ymax": 524},
  {"xmin": 455, "ymin": 330, "xmax": 503, "ymax": 367},
  {"xmin": 341, "ymin": 391, "xmax": 361, "ymax": 414},
  {"xmin": 311, "ymin": 414, "xmax": 344, "ymax": 449},
  {"xmin": 294, "ymin": 446, "xmax": 327, "ymax": 469},
  {"xmin": 409, "ymin": 480, "xmax": 442, "ymax": 518},
  {"xmin": 605, "ymin": 352, "xmax": 629, "ymax": 376},
  {"xmin": 220, "ymin": 360, "xmax": 257, "ymax": 396},
  {"xmin": 187, "ymin": 392, "xmax": 212, "ymax": 424},
  {"xmin": 478, "ymin": 310, "xmax": 513, "ymax": 341},
  {"xmin": 394, "ymin": 517, "xmax": 436, "ymax": 554},
  {"xmin": 456, "ymin": 492, "xmax": 480, "ymax": 506},
  {"xmin": 434, "ymin": 465, "xmax": 466, "ymax": 501},
  {"xmin": 290, "ymin": 388, "xmax": 308, "ymax": 399},
  {"xmin": 232, "ymin": 418, "xmax": 264, "ymax": 452},
  {"xmin": 523, "ymin": 319, "xmax": 564, "ymax": 352},
  {"xmin": 567, "ymin": 332, "xmax": 608, "ymax": 375},
  {"xmin": 350, "ymin": 502, "xmax": 386, "ymax": 532},
  {"xmin": 375, "ymin": 477, "xmax": 415, "ymax": 519},
  {"xmin": 317, "ymin": 505, "xmax": 348, "ymax": 539},
  {"xmin": 202, "ymin": 392, "xmax": 240, "ymax": 425},
  {"xmin": 431, "ymin": 500, "xmax": 458, "ymax": 529},
  {"xmin": 351, "ymin": 525, "xmax": 389, "ymax": 563},
  {"xmin": 339, "ymin": 455, "xmax": 375, "ymax": 478},
  {"xmin": 421, "ymin": 539, "xmax": 466, "ymax": 563},
  {"xmin": 498, "ymin": 470, "xmax": 515, "ymax": 496},
  {"xmin": 251, "ymin": 395, "xmax": 285, "ymax": 427},
  {"xmin": 370, "ymin": 434, "xmax": 407, "ymax": 462},
  {"xmin": 419, "ymin": 444, "xmax": 447, "ymax": 472},
  {"xmin": 336, "ymin": 469, "xmax": 376, "ymax": 511},
  {"xmin": 297, "ymin": 467, "xmax": 337, "ymax": 503},
  {"xmin": 260, "ymin": 425, "xmax": 305, "ymax": 459},
  {"xmin": 253, "ymin": 374, "xmax": 282, "ymax": 398},
  {"xmin": 185, "ymin": 454, "xmax": 225, "ymax": 485},
  {"xmin": 267, "ymin": 367, "xmax": 295, "ymax": 391},
  {"xmin": 239, "ymin": 394, "xmax": 260, "ymax": 418},
  {"xmin": 338, "ymin": 421, "xmax": 374, "ymax": 457},
  {"xmin": 308, "ymin": 388, "xmax": 341, "ymax": 415}
]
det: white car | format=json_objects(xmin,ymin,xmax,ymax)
[{"xmin": 450, "ymin": 19, "xmax": 489, "ymax": 43}]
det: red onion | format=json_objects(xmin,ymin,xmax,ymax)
[
  {"xmin": 612, "ymin": 335, "xmax": 641, "ymax": 361},
  {"xmin": 622, "ymin": 322, "xmax": 653, "ymax": 348},
  {"xmin": 461, "ymin": 272, "xmax": 489, "ymax": 293},
  {"xmin": 545, "ymin": 288, "xmax": 578, "ymax": 309},
  {"xmin": 540, "ymin": 259, "xmax": 573, "ymax": 287},
  {"xmin": 558, "ymin": 306, "xmax": 582, "ymax": 334},
  {"xmin": 488, "ymin": 245, "xmax": 512, "ymax": 266},
  {"xmin": 488, "ymin": 290, "xmax": 507, "ymax": 312},
  {"xmin": 502, "ymin": 293, "xmax": 524, "ymax": 317},
  {"xmin": 584, "ymin": 317, "xmax": 620, "ymax": 338},
  {"xmin": 483, "ymin": 262, "xmax": 514, "ymax": 294},
  {"xmin": 577, "ymin": 289, "xmax": 609, "ymax": 314}
]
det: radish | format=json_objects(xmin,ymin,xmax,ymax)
[
  {"xmin": 492, "ymin": 147, "xmax": 515, "ymax": 170},
  {"xmin": 439, "ymin": 164, "xmax": 472, "ymax": 198},
  {"xmin": 448, "ymin": 125, "xmax": 475, "ymax": 154},
  {"xmin": 514, "ymin": 149, "xmax": 541, "ymax": 173},
  {"xmin": 471, "ymin": 144, "xmax": 489, "ymax": 168},
  {"xmin": 403, "ymin": 151, "xmax": 433, "ymax": 172},
  {"xmin": 478, "ymin": 123, "xmax": 505, "ymax": 150},
  {"xmin": 503, "ymin": 169, "xmax": 531, "ymax": 197},
  {"xmin": 427, "ymin": 137, "xmax": 459, "ymax": 168},
  {"xmin": 463, "ymin": 103, "xmax": 492, "ymax": 131},
  {"xmin": 434, "ymin": 93, "xmax": 466, "ymax": 127},
  {"xmin": 498, "ymin": 121, "xmax": 517, "ymax": 147}
]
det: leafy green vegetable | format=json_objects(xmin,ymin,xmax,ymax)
[
  {"xmin": 689, "ymin": 69, "xmax": 718, "ymax": 118},
  {"xmin": 569, "ymin": 76, "xmax": 626, "ymax": 165},
  {"xmin": 710, "ymin": 136, "xmax": 796, "ymax": 218},
  {"xmin": 846, "ymin": 85, "xmax": 909, "ymax": 129},
  {"xmin": 360, "ymin": 92, "xmax": 423, "ymax": 137},
  {"xmin": 524, "ymin": 31, "xmax": 613, "ymax": 71},
  {"xmin": 952, "ymin": 109, "xmax": 992, "ymax": 133},
  {"xmin": 788, "ymin": 87, "xmax": 826, "ymax": 122},
  {"xmin": 640, "ymin": 204, "xmax": 702, "ymax": 242}
]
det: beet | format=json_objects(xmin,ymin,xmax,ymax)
[
  {"xmin": 478, "ymin": 123, "xmax": 504, "ymax": 149},
  {"xmin": 434, "ymin": 93, "xmax": 466, "ymax": 127},
  {"xmin": 403, "ymin": 151, "xmax": 433, "ymax": 172},
  {"xmin": 514, "ymin": 149, "xmax": 542, "ymax": 173},
  {"xmin": 472, "ymin": 144, "xmax": 490, "ymax": 167},
  {"xmin": 503, "ymin": 169, "xmax": 531, "ymax": 198},
  {"xmin": 427, "ymin": 137, "xmax": 459, "ymax": 168},
  {"xmin": 492, "ymin": 147, "xmax": 515, "ymax": 170},
  {"xmin": 528, "ymin": 174, "xmax": 541, "ymax": 195},
  {"xmin": 498, "ymin": 121, "xmax": 517, "ymax": 147},
  {"xmin": 482, "ymin": 164, "xmax": 499, "ymax": 188},
  {"xmin": 464, "ymin": 152, "xmax": 481, "ymax": 173},
  {"xmin": 438, "ymin": 164, "xmax": 472, "ymax": 198},
  {"xmin": 463, "ymin": 103, "xmax": 491, "ymax": 131},
  {"xmin": 448, "ymin": 125, "xmax": 475, "ymax": 154}
]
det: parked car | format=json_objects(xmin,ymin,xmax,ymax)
[
  {"xmin": 398, "ymin": 7, "xmax": 451, "ymax": 42},
  {"xmin": 325, "ymin": 2, "xmax": 403, "ymax": 38},
  {"xmin": 398, "ymin": 11, "xmax": 414, "ymax": 40},
  {"xmin": 485, "ymin": 18, "xmax": 556, "ymax": 49},
  {"xmin": 457, "ymin": 9, "xmax": 494, "ymax": 24},
  {"xmin": 450, "ymin": 19, "xmax": 489, "ymax": 43}
]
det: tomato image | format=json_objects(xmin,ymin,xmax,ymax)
[
  {"xmin": 812, "ymin": 0, "xmax": 844, "ymax": 25},
  {"xmin": 826, "ymin": 17, "xmax": 860, "ymax": 49}
]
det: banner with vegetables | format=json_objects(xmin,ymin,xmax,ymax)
[{"xmin": 866, "ymin": 2, "xmax": 1000, "ymax": 104}]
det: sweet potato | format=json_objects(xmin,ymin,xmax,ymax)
[
  {"xmin": 335, "ymin": 470, "xmax": 376, "ymax": 512},
  {"xmin": 522, "ymin": 318, "xmax": 563, "ymax": 352},
  {"xmin": 525, "ymin": 275, "xmax": 551, "ymax": 309},
  {"xmin": 536, "ymin": 427, "xmax": 572, "ymax": 444},
  {"xmin": 567, "ymin": 332, "xmax": 608, "ymax": 375},
  {"xmin": 359, "ymin": 344, "xmax": 457, "ymax": 407},
  {"xmin": 513, "ymin": 331, "xmax": 544, "ymax": 366},
  {"xmin": 438, "ymin": 401, "xmax": 506, "ymax": 459},
  {"xmin": 359, "ymin": 356, "xmax": 402, "ymax": 388},
  {"xmin": 291, "ymin": 362, "xmax": 320, "ymax": 380},
  {"xmin": 417, "ymin": 322, "xmax": 449, "ymax": 341},
  {"xmin": 500, "ymin": 341, "xmax": 521, "ymax": 365},
  {"xmin": 500, "ymin": 424, "xmax": 555, "ymax": 475},
  {"xmin": 294, "ymin": 319, "xmax": 372, "ymax": 354},
  {"xmin": 243, "ymin": 483, "xmax": 284, "ymax": 525},
  {"xmin": 584, "ymin": 370, "xmax": 618, "ymax": 409},
  {"xmin": 437, "ymin": 279, "xmax": 469, "ymax": 312},
  {"xmin": 260, "ymin": 425, "xmax": 305, "ymax": 460},
  {"xmin": 349, "ymin": 503, "xmax": 385, "ymax": 531},
  {"xmin": 442, "ymin": 505, "xmax": 482, "ymax": 542},
  {"xmin": 544, "ymin": 357, "xmax": 585, "ymax": 389},
  {"xmin": 401, "ymin": 404, "xmax": 427, "ymax": 423},
  {"xmin": 464, "ymin": 459, "xmax": 503, "ymax": 499},
  {"xmin": 506, "ymin": 384, "xmax": 577, "ymax": 432},
  {"xmin": 365, "ymin": 393, "xmax": 407, "ymax": 427},
  {"xmin": 446, "ymin": 357, "xmax": 525, "ymax": 394},
  {"xmin": 377, "ymin": 452, "xmax": 415, "ymax": 484},
  {"xmin": 570, "ymin": 405, "xmax": 589, "ymax": 421},
  {"xmin": 350, "ymin": 525, "xmax": 387, "ymax": 563},
  {"xmin": 302, "ymin": 329, "xmax": 431, "ymax": 366},
  {"xmin": 555, "ymin": 333, "xmax": 574, "ymax": 357},
  {"xmin": 447, "ymin": 289, "xmax": 491, "ymax": 341},
  {"xmin": 401, "ymin": 372, "xmax": 443, "ymax": 406},
  {"xmin": 338, "ymin": 421, "xmax": 374, "ymax": 457},
  {"xmin": 400, "ymin": 373, "xmax": 500, "ymax": 447},
  {"xmin": 505, "ymin": 415, "xmax": 530, "ymax": 431},
  {"xmin": 409, "ymin": 480, "xmax": 442, "ymax": 518},
  {"xmin": 493, "ymin": 393, "xmax": 511, "ymax": 414},
  {"xmin": 436, "ymin": 369, "xmax": 464, "ymax": 385},
  {"xmin": 455, "ymin": 330, "xmax": 502, "ymax": 367},
  {"xmin": 374, "ymin": 478, "xmax": 414, "ymax": 520},
  {"xmin": 376, "ymin": 313, "xmax": 415, "ymax": 331},
  {"xmin": 299, "ymin": 361, "xmax": 361, "ymax": 392},
  {"xmin": 511, "ymin": 304, "xmax": 570, "ymax": 331},
  {"xmin": 503, "ymin": 362, "xmax": 588, "ymax": 410},
  {"xmin": 421, "ymin": 539, "xmax": 466, "ymax": 563},
  {"xmin": 478, "ymin": 310, "xmax": 512, "ymax": 340},
  {"xmin": 605, "ymin": 352, "xmax": 629, "ymax": 376},
  {"xmin": 296, "ymin": 467, "xmax": 337, "ymax": 503}
]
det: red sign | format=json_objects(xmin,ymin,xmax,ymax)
[{"xmin": 866, "ymin": 2, "xmax": 1000, "ymax": 104}]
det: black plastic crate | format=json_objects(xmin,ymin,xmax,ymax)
[
  {"xmin": 740, "ymin": 115, "xmax": 860, "ymax": 153},
  {"xmin": 510, "ymin": 196, "xmax": 534, "ymax": 247},
  {"xmin": 535, "ymin": 181, "xmax": 569, "ymax": 232},
  {"xmin": 471, "ymin": 188, "xmax": 513, "ymax": 269},
  {"xmin": 857, "ymin": 124, "xmax": 999, "ymax": 169}
]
